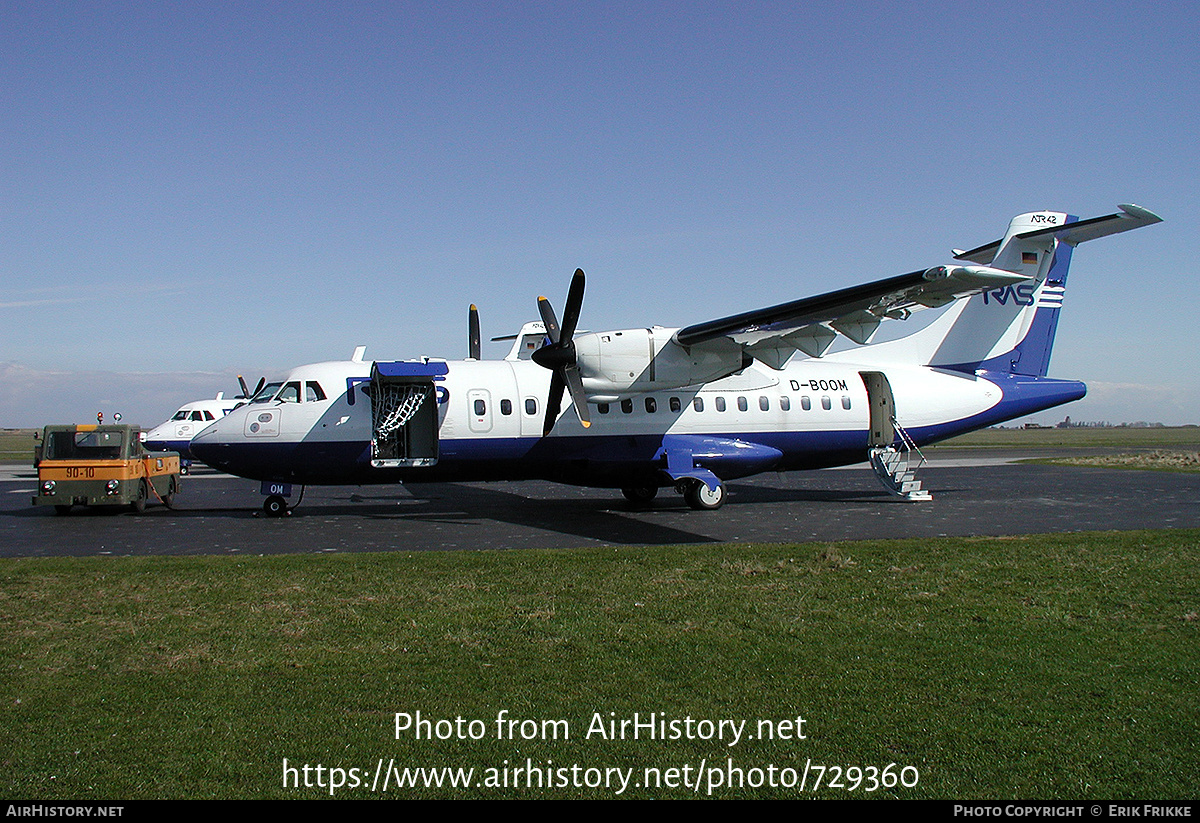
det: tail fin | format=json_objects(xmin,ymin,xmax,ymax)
[{"xmin": 927, "ymin": 204, "xmax": 1161, "ymax": 376}]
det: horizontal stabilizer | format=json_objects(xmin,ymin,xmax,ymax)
[{"xmin": 953, "ymin": 204, "xmax": 1162, "ymax": 265}]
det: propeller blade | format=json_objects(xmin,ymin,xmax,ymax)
[
  {"xmin": 543, "ymin": 370, "xmax": 565, "ymax": 437},
  {"xmin": 237, "ymin": 375, "xmax": 250, "ymax": 398},
  {"xmin": 468, "ymin": 304, "xmax": 481, "ymax": 360},
  {"xmin": 563, "ymin": 367, "xmax": 591, "ymax": 429},
  {"xmin": 537, "ymin": 296, "xmax": 561, "ymax": 344},
  {"xmin": 559, "ymin": 268, "xmax": 585, "ymax": 341},
  {"xmin": 253, "ymin": 378, "xmax": 266, "ymax": 397}
]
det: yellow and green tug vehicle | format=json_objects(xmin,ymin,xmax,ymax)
[{"xmin": 33, "ymin": 424, "xmax": 181, "ymax": 515}]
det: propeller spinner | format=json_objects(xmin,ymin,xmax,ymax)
[{"xmin": 530, "ymin": 268, "xmax": 591, "ymax": 436}]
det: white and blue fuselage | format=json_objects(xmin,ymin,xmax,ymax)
[{"xmin": 189, "ymin": 352, "xmax": 1082, "ymax": 488}]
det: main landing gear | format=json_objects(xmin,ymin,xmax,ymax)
[
  {"xmin": 682, "ymin": 478, "xmax": 725, "ymax": 510},
  {"xmin": 620, "ymin": 478, "xmax": 727, "ymax": 510}
]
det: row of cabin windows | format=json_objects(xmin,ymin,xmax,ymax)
[
  {"xmin": 596, "ymin": 395, "xmax": 852, "ymax": 415},
  {"xmin": 476, "ymin": 397, "xmax": 540, "ymax": 417},
  {"xmin": 472, "ymin": 394, "xmax": 852, "ymax": 418}
]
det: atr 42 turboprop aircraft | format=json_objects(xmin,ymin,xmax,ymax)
[{"xmin": 191, "ymin": 205, "xmax": 1161, "ymax": 516}]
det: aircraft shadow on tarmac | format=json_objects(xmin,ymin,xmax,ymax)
[{"xmin": 141, "ymin": 477, "xmax": 909, "ymax": 547}]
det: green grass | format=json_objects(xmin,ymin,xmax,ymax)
[
  {"xmin": 3, "ymin": 530, "xmax": 1197, "ymax": 799},
  {"xmin": 934, "ymin": 426, "xmax": 1200, "ymax": 450},
  {"xmin": 0, "ymin": 429, "xmax": 38, "ymax": 463}
]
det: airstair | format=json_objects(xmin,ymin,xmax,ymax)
[{"xmin": 868, "ymin": 420, "xmax": 932, "ymax": 501}]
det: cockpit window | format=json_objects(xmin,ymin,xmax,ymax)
[
  {"xmin": 190, "ymin": 411, "xmax": 205, "ymax": 421},
  {"xmin": 251, "ymin": 382, "xmax": 284, "ymax": 403},
  {"xmin": 305, "ymin": 382, "xmax": 327, "ymax": 402},
  {"xmin": 277, "ymin": 382, "xmax": 302, "ymax": 403},
  {"xmin": 171, "ymin": 409, "xmax": 190, "ymax": 421}
]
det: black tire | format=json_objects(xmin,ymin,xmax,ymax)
[
  {"xmin": 621, "ymin": 486, "xmax": 658, "ymax": 505},
  {"xmin": 684, "ymin": 479, "xmax": 726, "ymax": 510},
  {"xmin": 263, "ymin": 495, "xmax": 288, "ymax": 517},
  {"xmin": 132, "ymin": 482, "xmax": 148, "ymax": 514}
]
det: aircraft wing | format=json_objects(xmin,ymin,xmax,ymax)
[{"xmin": 674, "ymin": 263, "xmax": 1028, "ymax": 367}]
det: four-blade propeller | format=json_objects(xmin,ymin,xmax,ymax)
[
  {"xmin": 237, "ymin": 375, "xmax": 267, "ymax": 400},
  {"xmin": 530, "ymin": 268, "xmax": 591, "ymax": 436}
]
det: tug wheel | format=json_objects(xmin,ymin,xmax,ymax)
[{"xmin": 132, "ymin": 481, "xmax": 148, "ymax": 514}]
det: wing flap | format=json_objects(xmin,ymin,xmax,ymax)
[{"xmin": 676, "ymin": 264, "xmax": 1028, "ymax": 358}]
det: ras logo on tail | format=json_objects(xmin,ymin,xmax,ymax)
[
  {"xmin": 982, "ymin": 284, "xmax": 1037, "ymax": 306},
  {"xmin": 189, "ymin": 205, "xmax": 1163, "ymax": 516}
]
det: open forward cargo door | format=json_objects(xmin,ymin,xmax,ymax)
[{"xmin": 369, "ymin": 361, "xmax": 446, "ymax": 468}]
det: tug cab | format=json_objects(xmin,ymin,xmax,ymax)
[{"xmin": 33, "ymin": 424, "xmax": 181, "ymax": 514}]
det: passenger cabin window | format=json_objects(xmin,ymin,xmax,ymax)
[
  {"xmin": 500, "ymin": 399, "xmax": 513, "ymax": 415},
  {"xmin": 693, "ymin": 397, "xmax": 704, "ymax": 412},
  {"xmin": 669, "ymin": 397, "xmax": 681, "ymax": 413},
  {"xmin": 645, "ymin": 397, "xmax": 657, "ymax": 413},
  {"xmin": 715, "ymin": 397, "xmax": 726, "ymax": 412},
  {"xmin": 474, "ymin": 398, "xmax": 487, "ymax": 416},
  {"xmin": 842, "ymin": 396, "xmax": 852, "ymax": 410},
  {"xmin": 821, "ymin": 396, "xmax": 832, "ymax": 410},
  {"xmin": 780, "ymin": 396, "xmax": 791, "ymax": 411},
  {"xmin": 737, "ymin": 396, "xmax": 748, "ymax": 412},
  {"xmin": 621, "ymin": 399, "xmax": 633, "ymax": 414},
  {"xmin": 525, "ymin": 398, "xmax": 538, "ymax": 415},
  {"xmin": 759, "ymin": 396, "xmax": 769, "ymax": 411},
  {"xmin": 801, "ymin": 396, "xmax": 811, "ymax": 411},
  {"xmin": 306, "ymin": 382, "xmax": 327, "ymax": 402},
  {"xmin": 598, "ymin": 403, "xmax": 610, "ymax": 415}
]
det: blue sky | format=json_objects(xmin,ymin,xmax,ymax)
[{"xmin": 2, "ymin": 1, "xmax": 1196, "ymax": 427}]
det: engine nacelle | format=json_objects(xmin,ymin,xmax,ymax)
[{"xmin": 573, "ymin": 327, "xmax": 745, "ymax": 401}]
